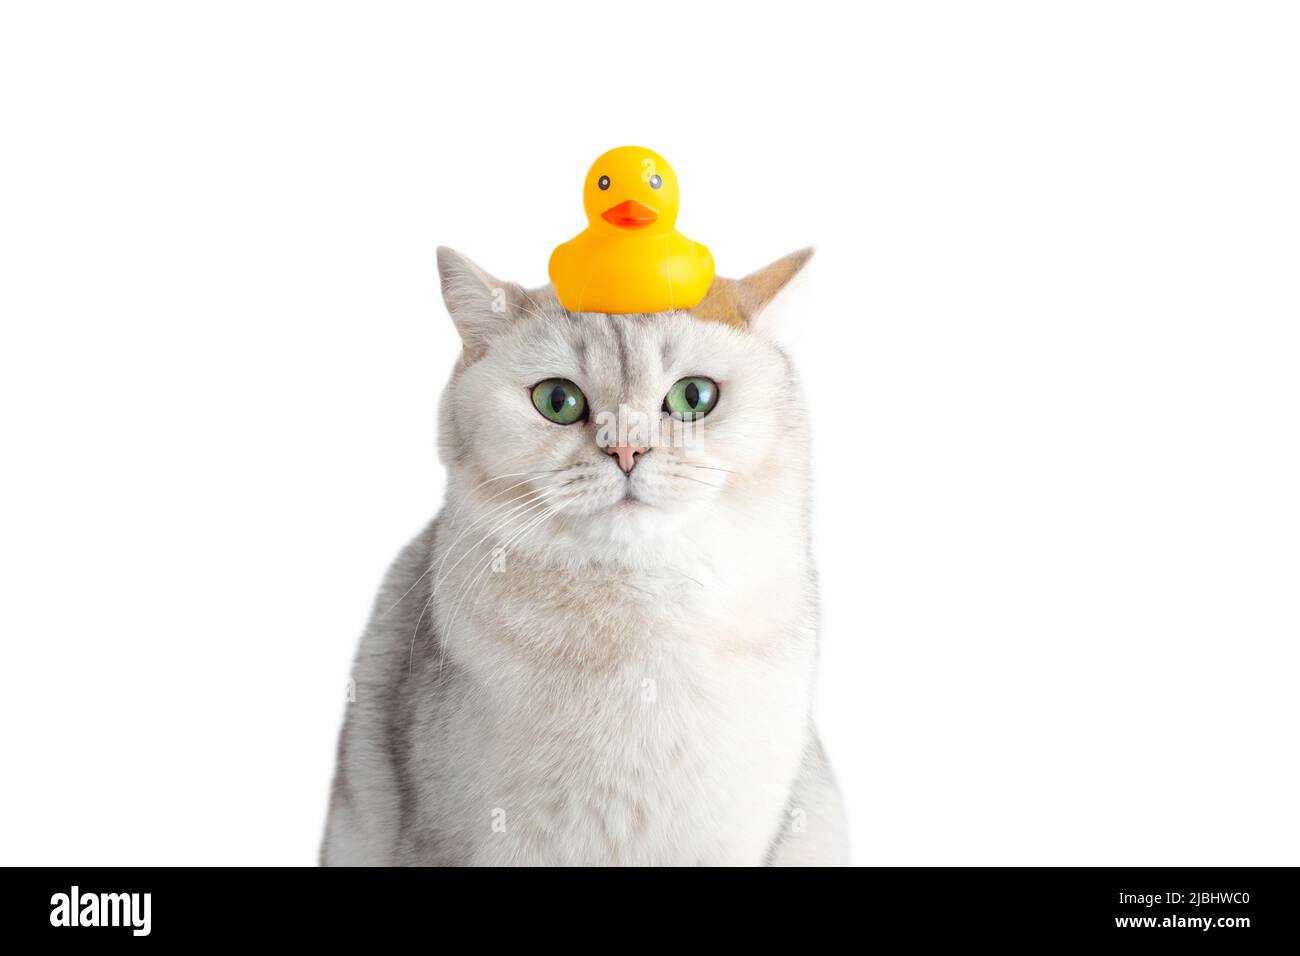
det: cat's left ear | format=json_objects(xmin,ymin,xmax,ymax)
[
  {"xmin": 437, "ymin": 247, "xmax": 544, "ymax": 361},
  {"xmin": 691, "ymin": 248, "xmax": 813, "ymax": 333}
]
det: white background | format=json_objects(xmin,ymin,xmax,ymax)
[{"xmin": 2, "ymin": 2, "xmax": 1297, "ymax": 866}]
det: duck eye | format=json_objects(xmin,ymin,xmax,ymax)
[
  {"xmin": 597, "ymin": 175, "xmax": 610, "ymax": 190},
  {"xmin": 664, "ymin": 376, "xmax": 718, "ymax": 420},
  {"xmin": 648, "ymin": 173, "xmax": 663, "ymax": 189},
  {"xmin": 531, "ymin": 378, "xmax": 587, "ymax": 425}
]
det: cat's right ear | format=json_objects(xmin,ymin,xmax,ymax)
[{"xmin": 437, "ymin": 247, "xmax": 536, "ymax": 361}]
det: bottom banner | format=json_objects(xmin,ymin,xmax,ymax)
[{"xmin": 6, "ymin": 866, "xmax": 1294, "ymax": 944}]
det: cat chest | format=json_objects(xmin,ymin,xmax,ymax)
[
  {"xmin": 461, "ymin": 648, "xmax": 810, "ymax": 865},
  {"xmin": 437, "ymin": 566, "xmax": 814, "ymax": 863}
]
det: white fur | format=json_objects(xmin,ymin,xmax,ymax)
[{"xmin": 322, "ymin": 250, "xmax": 848, "ymax": 866}]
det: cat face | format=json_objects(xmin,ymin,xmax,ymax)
[{"xmin": 436, "ymin": 248, "xmax": 811, "ymax": 554}]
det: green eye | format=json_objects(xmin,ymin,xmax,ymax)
[
  {"xmin": 531, "ymin": 378, "xmax": 587, "ymax": 424},
  {"xmin": 664, "ymin": 376, "xmax": 718, "ymax": 420}
]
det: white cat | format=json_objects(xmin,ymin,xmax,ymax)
[{"xmin": 321, "ymin": 247, "xmax": 848, "ymax": 865}]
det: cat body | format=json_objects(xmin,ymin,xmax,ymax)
[{"xmin": 322, "ymin": 249, "xmax": 848, "ymax": 866}]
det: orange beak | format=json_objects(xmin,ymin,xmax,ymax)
[{"xmin": 601, "ymin": 199, "xmax": 658, "ymax": 229}]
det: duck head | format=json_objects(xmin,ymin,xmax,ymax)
[{"xmin": 582, "ymin": 146, "xmax": 680, "ymax": 237}]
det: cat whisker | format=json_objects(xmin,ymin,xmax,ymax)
[
  {"xmin": 441, "ymin": 504, "xmax": 559, "ymax": 644},
  {"xmin": 408, "ymin": 489, "xmax": 566, "ymax": 671},
  {"xmin": 435, "ymin": 494, "xmax": 577, "ymax": 678},
  {"xmin": 670, "ymin": 472, "xmax": 773, "ymax": 504},
  {"xmin": 432, "ymin": 491, "xmax": 560, "ymax": 595},
  {"xmin": 385, "ymin": 475, "xmax": 569, "ymax": 620},
  {"xmin": 409, "ymin": 488, "xmax": 569, "ymax": 669},
  {"xmin": 463, "ymin": 467, "xmax": 569, "ymax": 497},
  {"xmin": 429, "ymin": 469, "xmax": 591, "ymax": 592},
  {"xmin": 668, "ymin": 474, "xmax": 788, "ymax": 528},
  {"xmin": 670, "ymin": 472, "xmax": 727, "ymax": 490},
  {"xmin": 677, "ymin": 461, "xmax": 737, "ymax": 475},
  {"xmin": 428, "ymin": 478, "xmax": 574, "ymax": 588}
]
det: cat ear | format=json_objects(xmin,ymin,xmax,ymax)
[
  {"xmin": 437, "ymin": 247, "xmax": 544, "ymax": 360},
  {"xmin": 691, "ymin": 248, "xmax": 813, "ymax": 329}
]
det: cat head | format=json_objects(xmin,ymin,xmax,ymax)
[{"xmin": 435, "ymin": 247, "xmax": 812, "ymax": 560}]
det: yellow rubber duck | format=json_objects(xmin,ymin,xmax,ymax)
[{"xmin": 549, "ymin": 146, "xmax": 715, "ymax": 313}]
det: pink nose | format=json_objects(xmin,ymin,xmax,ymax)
[{"xmin": 607, "ymin": 445, "xmax": 647, "ymax": 475}]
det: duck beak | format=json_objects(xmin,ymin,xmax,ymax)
[{"xmin": 601, "ymin": 199, "xmax": 658, "ymax": 229}]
